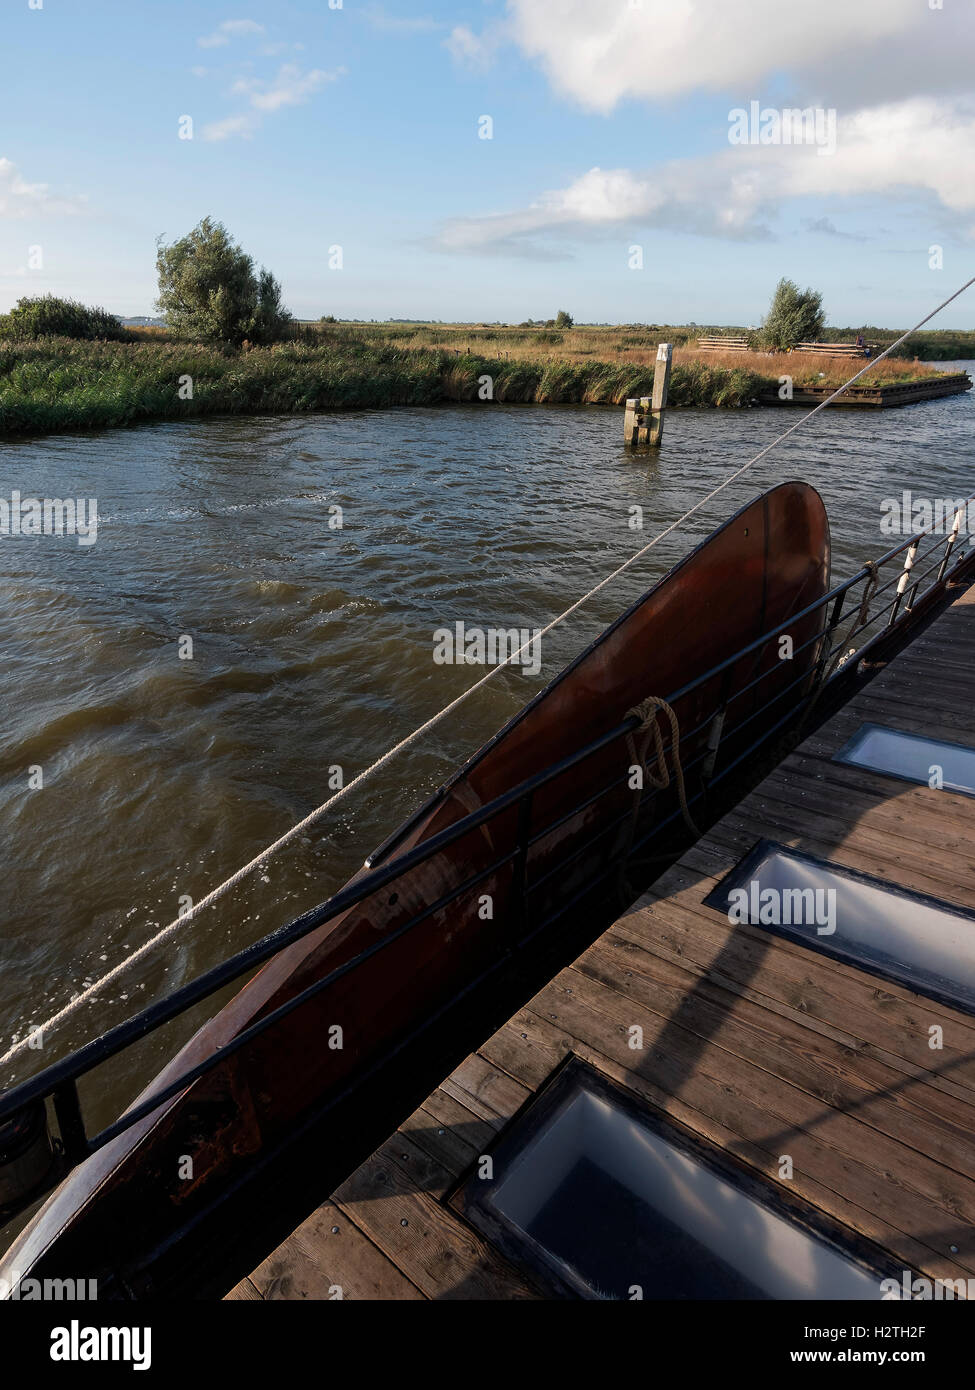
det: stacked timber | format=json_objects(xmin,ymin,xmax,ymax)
[{"xmin": 697, "ymin": 336, "xmax": 749, "ymax": 353}]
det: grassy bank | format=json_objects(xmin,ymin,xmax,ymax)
[
  {"xmin": 0, "ymin": 328, "xmax": 953, "ymax": 437},
  {"xmin": 0, "ymin": 334, "xmax": 768, "ymax": 435},
  {"xmin": 308, "ymin": 320, "xmax": 975, "ymax": 363},
  {"xmin": 309, "ymin": 322, "xmax": 946, "ymax": 381}
]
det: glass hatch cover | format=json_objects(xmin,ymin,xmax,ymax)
[
  {"xmin": 454, "ymin": 1059, "xmax": 891, "ymax": 1300},
  {"xmin": 704, "ymin": 840, "xmax": 975, "ymax": 1014},
  {"xmin": 835, "ymin": 723, "xmax": 975, "ymax": 797}
]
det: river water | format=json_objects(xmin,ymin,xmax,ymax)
[{"xmin": 1, "ymin": 370, "xmax": 973, "ymax": 1109}]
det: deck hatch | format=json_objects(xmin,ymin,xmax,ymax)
[
  {"xmin": 834, "ymin": 722, "xmax": 975, "ymax": 797},
  {"xmin": 452, "ymin": 1059, "xmax": 888, "ymax": 1300},
  {"xmin": 705, "ymin": 840, "xmax": 975, "ymax": 1013}
]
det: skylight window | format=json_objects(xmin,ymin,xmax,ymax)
[
  {"xmin": 705, "ymin": 841, "xmax": 975, "ymax": 1013},
  {"xmin": 454, "ymin": 1060, "xmax": 890, "ymax": 1300},
  {"xmin": 835, "ymin": 723, "xmax": 975, "ymax": 797}
]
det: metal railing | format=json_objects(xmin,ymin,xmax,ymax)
[{"xmin": 2, "ymin": 494, "xmax": 974, "ymax": 1218}]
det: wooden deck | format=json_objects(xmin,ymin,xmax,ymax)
[
  {"xmin": 228, "ymin": 584, "xmax": 975, "ymax": 1300},
  {"xmin": 760, "ymin": 371, "xmax": 972, "ymax": 408}
]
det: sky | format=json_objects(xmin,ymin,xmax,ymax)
[{"xmin": 1, "ymin": 0, "xmax": 973, "ymax": 327}]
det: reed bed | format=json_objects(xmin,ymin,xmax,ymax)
[
  {"xmin": 0, "ymin": 335, "xmax": 769, "ymax": 435},
  {"xmin": 315, "ymin": 325, "xmax": 941, "ymax": 383},
  {"xmin": 0, "ymin": 329, "xmax": 954, "ymax": 437}
]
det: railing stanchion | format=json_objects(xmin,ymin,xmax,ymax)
[
  {"xmin": 510, "ymin": 792, "xmax": 534, "ymax": 946},
  {"xmin": 888, "ymin": 539, "xmax": 919, "ymax": 627},
  {"xmin": 818, "ymin": 591, "xmax": 846, "ymax": 679},
  {"xmin": 701, "ymin": 708, "xmax": 726, "ymax": 784},
  {"xmin": 53, "ymin": 1080, "xmax": 89, "ymax": 1165},
  {"xmin": 937, "ymin": 506, "xmax": 966, "ymax": 584}
]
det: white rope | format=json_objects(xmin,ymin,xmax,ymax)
[{"xmin": 4, "ymin": 274, "xmax": 973, "ymax": 1074}]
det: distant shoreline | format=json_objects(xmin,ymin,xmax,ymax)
[
  {"xmin": 0, "ymin": 326, "xmax": 963, "ymax": 439},
  {"xmin": 302, "ymin": 320, "xmax": 975, "ymax": 364}
]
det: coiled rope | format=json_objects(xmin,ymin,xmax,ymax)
[
  {"xmin": 626, "ymin": 696, "xmax": 700, "ymax": 836},
  {"xmin": 617, "ymin": 695, "xmax": 700, "ymax": 902},
  {"xmin": 3, "ymin": 273, "xmax": 973, "ymax": 1075}
]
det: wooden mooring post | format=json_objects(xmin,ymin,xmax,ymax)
[{"xmin": 624, "ymin": 343, "xmax": 672, "ymax": 448}]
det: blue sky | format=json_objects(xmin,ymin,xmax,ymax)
[{"xmin": 1, "ymin": 0, "xmax": 973, "ymax": 326}]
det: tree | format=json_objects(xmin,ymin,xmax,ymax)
[
  {"xmin": 0, "ymin": 295, "xmax": 128, "ymax": 341},
  {"xmin": 760, "ymin": 278, "xmax": 825, "ymax": 351},
  {"xmin": 155, "ymin": 218, "xmax": 292, "ymax": 345},
  {"xmin": 554, "ymin": 309, "xmax": 574, "ymax": 328}
]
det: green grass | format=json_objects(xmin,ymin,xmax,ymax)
[
  {"xmin": 0, "ymin": 334, "xmax": 769, "ymax": 436},
  {"xmin": 833, "ymin": 328, "xmax": 975, "ymax": 361}
]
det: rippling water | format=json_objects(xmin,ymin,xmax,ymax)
[{"xmin": 1, "ymin": 371, "xmax": 973, "ymax": 1106}]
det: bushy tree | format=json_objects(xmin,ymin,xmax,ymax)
[
  {"xmin": 0, "ymin": 295, "xmax": 129, "ymax": 341},
  {"xmin": 155, "ymin": 218, "xmax": 292, "ymax": 345},
  {"xmin": 760, "ymin": 278, "xmax": 825, "ymax": 351},
  {"xmin": 554, "ymin": 309, "xmax": 574, "ymax": 328}
]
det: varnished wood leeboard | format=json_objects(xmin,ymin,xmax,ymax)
[{"xmin": 229, "ymin": 581, "xmax": 975, "ymax": 1299}]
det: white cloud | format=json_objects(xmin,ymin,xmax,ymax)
[
  {"xmin": 204, "ymin": 64, "xmax": 343, "ymax": 139},
  {"xmin": 193, "ymin": 18, "xmax": 340, "ymax": 140},
  {"xmin": 758, "ymin": 100, "xmax": 975, "ymax": 220},
  {"xmin": 436, "ymin": 2, "xmax": 975, "ymax": 259},
  {"xmin": 436, "ymin": 98, "xmax": 975, "ymax": 255},
  {"xmin": 198, "ymin": 19, "xmax": 266, "ymax": 49},
  {"xmin": 466, "ymin": 0, "xmax": 972, "ymax": 113},
  {"xmin": 235, "ymin": 63, "xmax": 340, "ymax": 113},
  {"xmin": 445, "ymin": 22, "xmax": 505, "ymax": 67},
  {"xmin": 0, "ymin": 158, "xmax": 86, "ymax": 219},
  {"xmin": 446, "ymin": 25, "xmax": 483, "ymax": 63},
  {"xmin": 202, "ymin": 113, "xmax": 259, "ymax": 142}
]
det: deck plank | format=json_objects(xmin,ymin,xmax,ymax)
[
  {"xmin": 224, "ymin": 1276, "xmax": 263, "ymax": 1301},
  {"xmin": 329, "ymin": 1131, "xmax": 542, "ymax": 1300},
  {"xmin": 576, "ymin": 932, "xmax": 975, "ymax": 1175},
  {"xmin": 614, "ymin": 892, "xmax": 975, "ymax": 1108},
  {"xmin": 250, "ymin": 1201, "xmax": 424, "ymax": 1302}
]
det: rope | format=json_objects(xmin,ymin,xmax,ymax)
[
  {"xmin": 625, "ymin": 696, "xmax": 701, "ymax": 837},
  {"xmin": 617, "ymin": 696, "xmax": 700, "ymax": 904},
  {"xmin": 3, "ymin": 273, "xmax": 974, "ymax": 1076}
]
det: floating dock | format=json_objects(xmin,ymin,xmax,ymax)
[
  {"xmin": 760, "ymin": 371, "xmax": 972, "ymax": 408},
  {"xmin": 228, "ymin": 581, "xmax": 975, "ymax": 1300}
]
